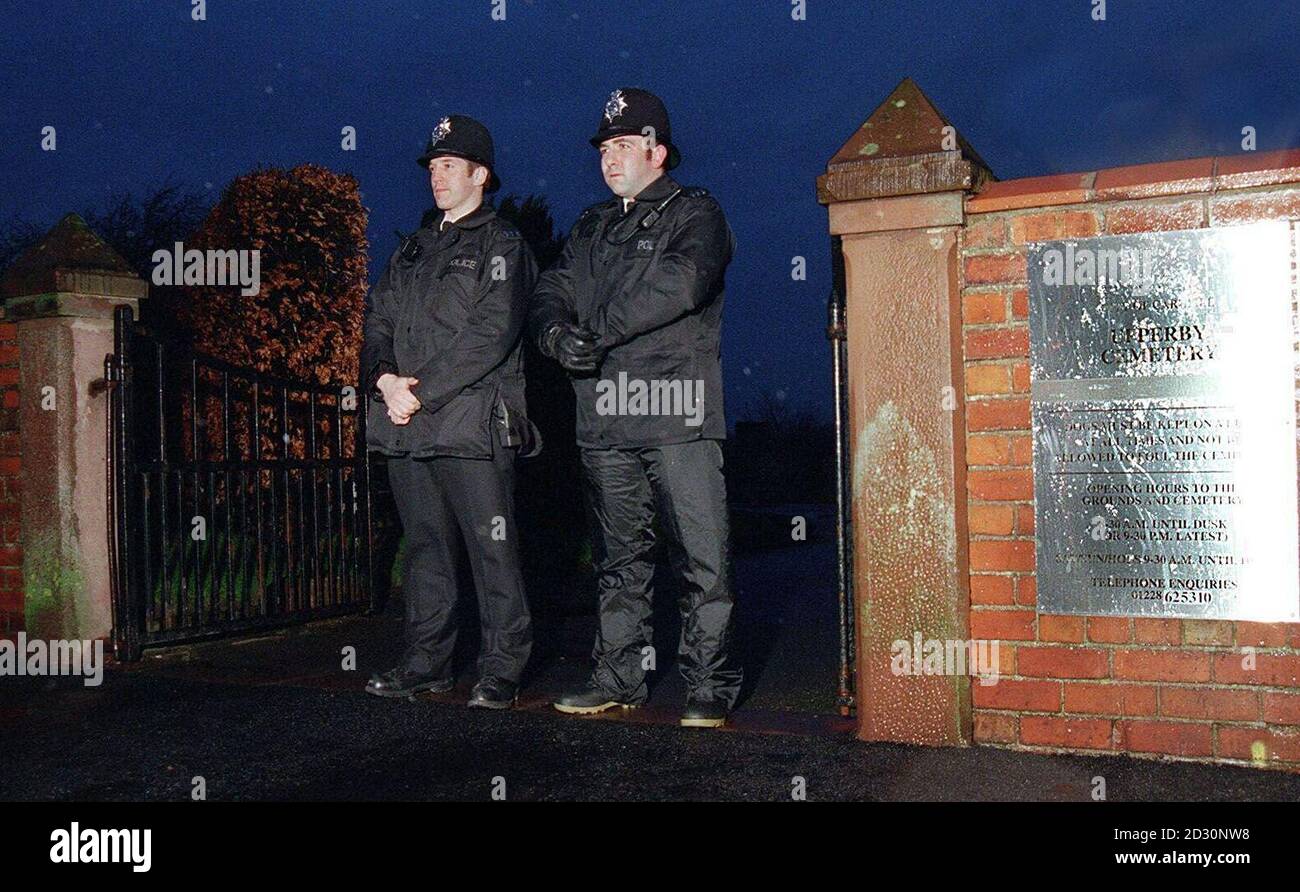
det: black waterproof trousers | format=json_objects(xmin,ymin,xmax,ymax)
[
  {"xmin": 580, "ymin": 438, "xmax": 741, "ymax": 706},
  {"xmin": 387, "ymin": 448, "xmax": 532, "ymax": 683}
]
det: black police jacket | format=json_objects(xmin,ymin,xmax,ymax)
[
  {"xmin": 360, "ymin": 203, "xmax": 540, "ymax": 459},
  {"xmin": 530, "ymin": 174, "xmax": 734, "ymax": 448}
]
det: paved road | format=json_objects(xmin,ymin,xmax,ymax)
[{"xmin": 3, "ymin": 592, "xmax": 1300, "ymax": 801}]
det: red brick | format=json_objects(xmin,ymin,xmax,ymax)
[
  {"xmin": 1105, "ymin": 200, "xmax": 1205, "ymax": 234},
  {"xmin": 1114, "ymin": 649, "xmax": 1212, "ymax": 683},
  {"xmin": 1018, "ymin": 645, "xmax": 1109, "ymax": 679},
  {"xmin": 1133, "ymin": 618, "xmax": 1181, "ymax": 645},
  {"xmin": 966, "ymin": 397, "xmax": 1030, "ymax": 431},
  {"xmin": 966, "ymin": 172, "xmax": 1094, "ymax": 214},
  {"xmin": 970, "ymin": 539, "xmax": 1035, "ymax": 573},
  {"xmin": 1013, "ymin": 505, "xmax": 1035, "ymax": 536},
  {"xmin": 0, "ymin": 545, "xmax": 22, "ymax": 566},
  {"xmin": 1217, "ymin": 726, "xmax": 1300, "ymax": 764},
  {"xmin": 1160, "ymin": 687, "xmax": 1258, "ymax": 721},
  {"xmin": 964, "ymin": 218, "xmax": 1007, "ymax": 249},
  {"xmin": 0, "ymin": 323, "xmax": 16, "ymax": 341},
  {"xmin": 1038, "ymin": 614, "xmax": 1085, "ymax": 643},
  {"xmin": 987, "ymin": 642, "xmax": 1017, "ymax": 678},
  {"xmin": 0, "ymin": 458, "xmax": 18, "ymax": 477},
  {"xmin": 973, "ymin": 678, "xmax": 1060, "ymax": 712},
  {"xmin": 0, "ymin": 369, "xmax": 18, "ymax": 387},
  {"xmin": 1214, "ymin": 149, "xmax": 1300, "ymax": 189},
  {"xmin": 1211, "ymin": 189, "xmax": 1300, "ymax": 225},
  {"xmin": 1212, "ymin": 652, "xmax": 1300, "ymax": 686},
  {"xmin": 1009, "ymin": 210, "xmax": 1099, "ymax": 244},
  {"xmin": 1093, "ymin": 157, "xmax": 1215, "ymax": 200},
  {"xmin": 964, "ymin": 327, "xmax": 1029, "ymax": 359},
  {"xmin": 1087, "ymin": 616, "xmax": 1130, "ymax": 644},
  {"xmin": 1, "ymin": 392, "xmax": 15, "ymax": 410},
  {"xmin": 962, "ymin": 290, "xmax": 1005, "ymax": 324},
  {"xmin": 1015, "ymin": 575, "xmax": 1037, "ymax": 607},
  {"xmin": 970, "ymin": 608, "xmax": 1036, "ymax": 641},
  {"xmin": 970, "ymin": 573, "xmax": 1015, "ymax": 605},
  {"xmin": 1020, "ymin": 715, "xmax": 1113, "ymax": 750},
  {"xmin": 966, "ymin": 434, "xmax": 1010, "ymax": 465},
  {"xmin": 0, "ymin": 345, "xmax": 17, "ymax": 365},
  {"xmin": 966, "ymin": 365, "xmax": 1011, "ymax": 395},
  {"xmin": 1236, "ymin": 622, "xmax": 1300, "ymax": 649},
  {"xmin": 967, "ymin": 468, "xmax": 1033, "ymax": 501},
  {"xmin": 963, "ymin": 252, "xmax": 1027, "ymax": 285},
  {"xmin": 973, "ymin": 711, "xmax": 1018, "ymax": 743},
  {"xmin": 1008, "ymin": 435, "xmax": 1033, "ymax": 466},
  {"xmin": 1064, "ymin": 682, "xmax": 1158, "ymax": 716},
  {"xmin": 1010, "ymin": 288, "xmax": 1029, "ymax": 319},
  {"xmin": 1117, "ymin": 719, "xmax": 1213, "ymax": 757},
  {"xmin": 1010, "ymin": 362, "xmax": 1029, "ymax": 393},
  {"xmin": 1262, "ymin": 691, "xmax": 1300, "ymax": 725},
  {"xmin": 968, "ymin": 504, "xmax": 1014, "ymax": 535},
  {"xmin": 1182, "ymin": 620, "xmax": 1233, "ymax": 647}
]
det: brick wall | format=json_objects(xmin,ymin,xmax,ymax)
[
  {"xmin": 0, "ymin": 316, "xmax": 20, "ymax": 635},
  {"xmin": 959, "ymin": 150, "xmax": 1300, "ymax": 770}
]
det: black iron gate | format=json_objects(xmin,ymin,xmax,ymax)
[{"xmin": 105, "ymin": 305, "xmax": 376, "ymax": 661}]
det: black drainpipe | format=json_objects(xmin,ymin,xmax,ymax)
[{"xmin": 827, "ymin": 235, "xmax": 856, "ymax": 717}]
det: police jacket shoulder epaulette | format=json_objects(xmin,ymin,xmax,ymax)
[
  {"xmin": 680, "ymin": 186, "xmax": 724, "ymax": 214},
  {"xmin": 492, "ymin": 218, "xmax": 523, "ymax": 241},
  {"xmin": 574, "ymin": 198, "xmax": 619, "ymax": 237}
]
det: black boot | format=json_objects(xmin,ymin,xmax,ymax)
[
  {"xmin": 680, "ymin": 696, "xmax": 728, "ymax": 728},
  {"xmin": 365, "ymin": 667, "xmax": 455, "ymax": 698},
  {"xmin": 468, "ymin": 676, "xmax": 518, "ymax": 710},
  {"xmin": 553, "ymin": 682, "xmax": 637, "ymax": 715}
]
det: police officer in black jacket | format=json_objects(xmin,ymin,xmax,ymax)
[
  {"xmin": 361, "ymin": 115, "xmax": 539, "ymax": 708},
  {"xmin": 531, "ymin": 88, "xmax": 742, "ymax": 727}
]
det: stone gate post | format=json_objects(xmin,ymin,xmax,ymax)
[
  {"xmin": 818, "ymin": 79, "xmax": 990, "ymax": 744},
  {"xmin": 0, "ymin": 214, "xmax": 145, "ymax": 641}
]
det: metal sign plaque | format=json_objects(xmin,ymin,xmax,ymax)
[{"xmin": 1027, "ymin": 223, "xmax": 1299, "ymax": 621}]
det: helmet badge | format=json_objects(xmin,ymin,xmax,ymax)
[
  {"xmin": 603, "ymin": 90, "xmax": 628, "ymax": 124},
  {"xmin": 431, "ymin": 116, "xmax": 452, "ymax": 145}
]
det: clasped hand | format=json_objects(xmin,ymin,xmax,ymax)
[
  {"xmin": 377, "ymin": 373, "xmax": 421, "ymax": 425},
  {"xmin": 547, "ymin": 321, "xmax": 605, "ymax": 374}
]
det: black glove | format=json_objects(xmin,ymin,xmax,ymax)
[{"xmin": 541, "ymin": 320, "xmax": 604, "ymax": 374}]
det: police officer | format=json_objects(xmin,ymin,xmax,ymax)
[
  {"xmin": 361, "ymin": 114, "xmax": 539, "ymax": 708},
  {"xmin": 530, "ymin": 88, "xmax": 741, "ymax": 727}
]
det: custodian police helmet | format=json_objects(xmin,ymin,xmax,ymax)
[
  {"xmin": 589, "ymin": 88, "xmax": 681, "ymax": 170},
  {"xmin": 417, "ymin": 114, "xmax": 501, "ymax": 193}
]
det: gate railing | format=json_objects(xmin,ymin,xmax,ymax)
[{"xmin": 106, "ymin": 305, "xmax": 376, "ymax": 661}]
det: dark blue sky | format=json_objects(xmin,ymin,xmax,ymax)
[{"xmin": 3, "ymin": 0, "xmax": 1298, "ymax": 420}]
